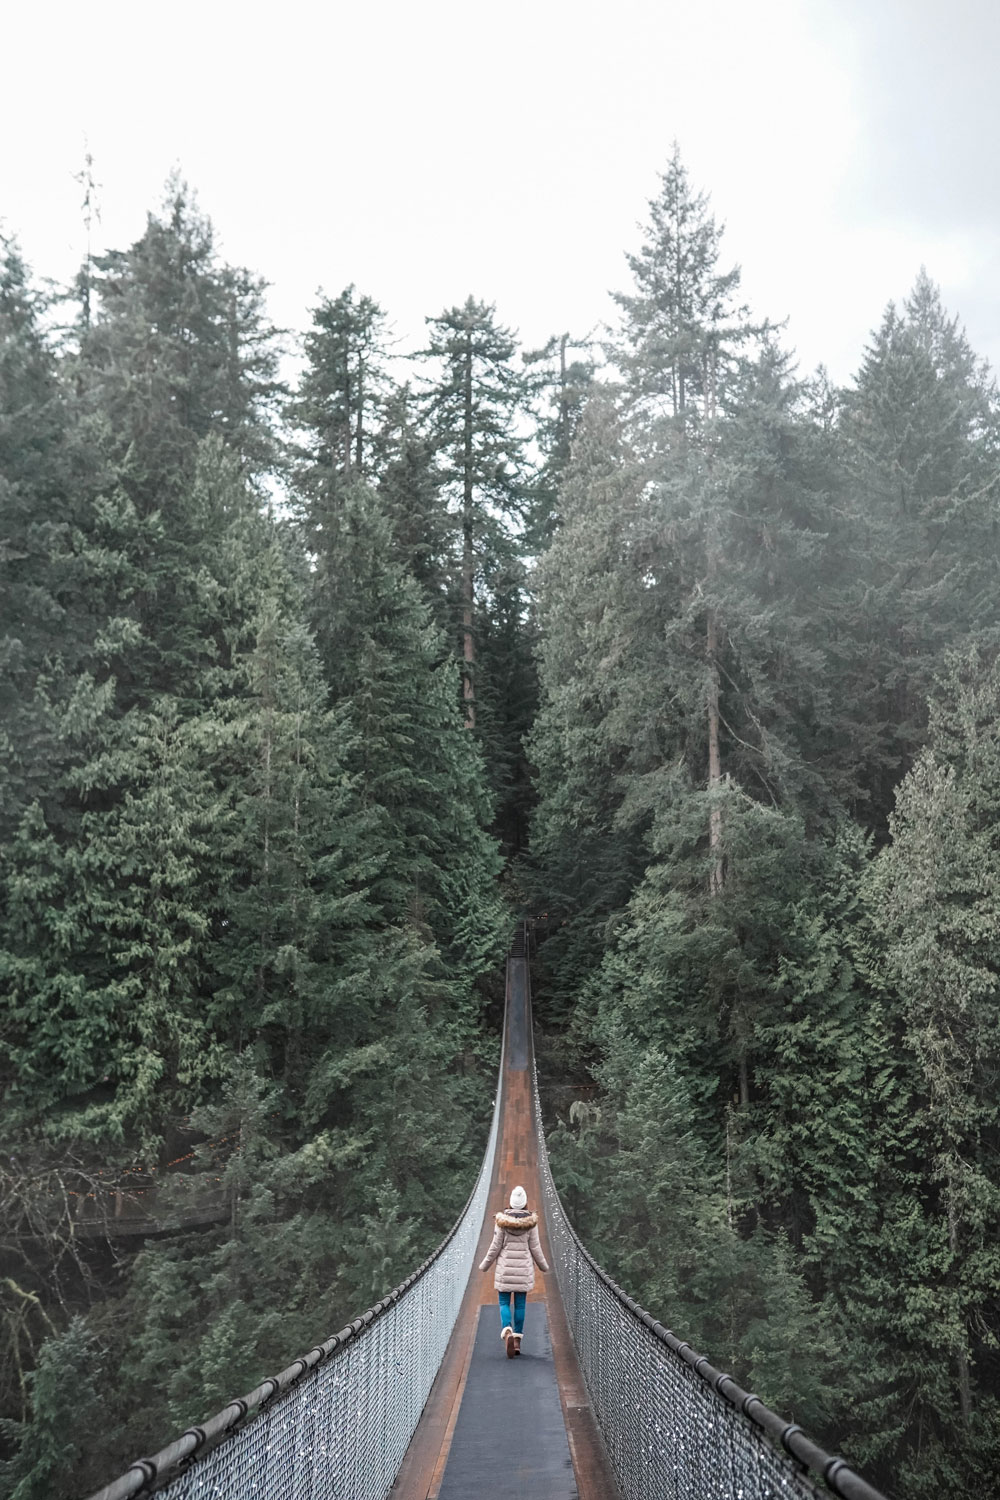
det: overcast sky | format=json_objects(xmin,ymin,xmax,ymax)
[{"xmin": 3, "ymin": 0, "xmax": 999, "ymax": 386}]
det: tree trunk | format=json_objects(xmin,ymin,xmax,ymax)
[
  {"xmin": 557, "ymin": 332, "xmax": 569, "ymax": 453},
  {"xmin": 343, "ymin": 357, "xmax": 352, "ymax": 480},
  {"xmin": 725, "ymin": 1106, "xmax": 735, "ymax": 1232},
  {"xmin": 462, "ymin": 331, "xmax": 476, "ymax": 726},
  {"xmin": 738, "ymin": 1050, "xmax": 750, "ymax": 1108},
  {"xmin": 948, "ymin": 1182, "xmax": 973, "ymax": 1427},
  {"xmin": 707, "ymin": 606, "xmax": 723, "ymax": 894},
  {"xmin": 355, "ymin": 362, "xmax": 364, "ymax": 474}
]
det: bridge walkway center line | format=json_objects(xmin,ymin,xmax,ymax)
[{"xmin": 389, "ymin": 954, "xmax": 619, "ymax": 1500}]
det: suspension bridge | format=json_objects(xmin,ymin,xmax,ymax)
[{"xmin": 87, "ymin": 934, "xmax": 888, "ymax": 1500}]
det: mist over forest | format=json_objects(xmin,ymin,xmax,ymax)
[{"xmin": 2, "ymin": 147, "xmax": 1000, "ymax": 1499}]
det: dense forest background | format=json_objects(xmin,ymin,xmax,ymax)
[{"xmin": 2, "ymin": 148, "xmax": 1000, "ymax": 1499}]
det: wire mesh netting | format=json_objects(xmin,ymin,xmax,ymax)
[
  {"xmin": 93, "ymin": 1076, "xmax": 502, "ymax": 1500},
  {"xmin": 91, "ymin": 937, "xmax": 886, "ymax": 1500},
  {"xmin": 534, "ymin": 1083, "xmax": 827, "ymax": 1500}
]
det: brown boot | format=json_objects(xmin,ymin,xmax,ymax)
[
  {"xmin": 505, "ymin": 1329, "xmax": 516, "ymax": 1359},
  {"xmin": 513, "ymin": 1334, "xmax": 522, "ymax": 1356}
]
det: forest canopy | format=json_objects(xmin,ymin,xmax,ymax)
[{"xmin": 2, "ymin": 150, "xmax": 1000, "ymax": 1499}]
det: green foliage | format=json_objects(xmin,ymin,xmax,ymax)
[
  {"xmin": 303, "ymin": 481, "xmax": 506, "ymax": 965},
  {"xmin": 418, "ymin": 297, "xmax": 535, "ymax": 844},
  {"xmin": 81, "ymin": 183, "xmax": 280, "ymax": 487},
  {"xmin": 0, "ymin": 1320, "xmax": 106, "ymax": 1500},
  {"xmin": 292, "ymin": 285, "xmax": 389, "ymax": 492},
  {"xmin": 836, "ymin": 274, "xmax": 1000, "ymax": 829},
  {"xmin": 532, "ymin": 150, "xmax": 1000, "ymax": 1498},
  {"xmin": 74, "ymin": 185, "xmax": 281, "ymax": 712},
  {"xmin": 0, "ymin": 237, "xmax": 73, "ymax": 678},
  {"xmin": 421, "ymin": 297, "xmax": 527, "ymax": 535},
  {"xmin": 0, "ymin": 190, "xmax": 509, "ymax": 1492},
  {"xmin": 846, "ymin": 651, "xmax": 1000, "ymax": 1491},
  {"xmin": 374, "ymin": 384, "xmax": 453, "ymax": 614},
  {"xmin": 548, "ymin": 1029, "xmax": 843, "ymax": 1434},
  {"xmin": 1, "ymin": 699, "xmax": 224, "ymax": 1144},
  {"xmin": 8, "ymin": 144, "xmax": 1000, "ymax": 1500},
  {"xmin": 523, "ymin": 394, "xmax": 651, "ymax": 1025},
  {"xmin": 522, "ymin": 330, "xmax": 596, "ymax": 548},
  {"xmin": 611, "ymin": 141, "xmax": 763, "ymax": 431}
]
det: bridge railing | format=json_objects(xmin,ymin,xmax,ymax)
[
  {"xmin": 90, "ymin": 936, "xmax": 888, "ymax": 1500},
  {"xmin": 533, "ymin": 1069, "xmax": 888, "ymax": 1500},
  {"xmin": 88, "ymin": 1015, "xmax": 505, "ymax": 1500}
]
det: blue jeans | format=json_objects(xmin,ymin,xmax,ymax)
[{"xmin": 498, "ymin": 1291, "xmax": 526, "ymax": 1334}]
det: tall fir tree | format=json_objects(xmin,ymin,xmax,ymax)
[
  {"xmin": 289, "ymin": 286, "xmax": 390, "ymax": 530},
  {"xmin": 373, "ymin": 383, "xmax": 452, "ymax": 617},
  {"xmin": 420, "ymin": 297, "xmax": 527, "ymax": 729},
  {"xmin": 526, "ymin": 393, "xmax": 651, "ymax": 1021},
  {"xmin": 74, "ymin": 183, "xmax": 281, "ymax": 711},
  {"xmin": 609, "ymin": 146, "xmax": 773, "ymax": 889},
  {"xmin": 837, "ymin": 272, "xmax": 1000, "ymax": 832},
  {"xmin": 611, "ymin": 142, "xmax": 759, "ymax": 434},
  {"xmin": 310, "ymin": 481, "xmax": 506, "ymax": 977},
  {"xmin": 522, "ymin": 330, "xmax": 595, "ymax": 549},
  {"xmin": 856, "ymin": 650, "xmax": 1000, "ymax": 1494}
]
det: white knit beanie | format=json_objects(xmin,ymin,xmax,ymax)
[{"xmin": 509, "ymin": 1185, "xmax": 527, "ymax": 1210}]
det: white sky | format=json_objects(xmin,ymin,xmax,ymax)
[{"xmin": 3, "ymin": 0, "xmax": 999, "ymax": 386}]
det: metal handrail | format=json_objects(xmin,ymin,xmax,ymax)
[
  {"xmin": 86, "ymin": 932, "xmax": 890, "ymax": 1500},
  {"xmin": 86, "ymin": 959, "xmax": 510, "ymax": 1500},
  {"xmin": 533, "ymin": 1076, "xmax": 889, "ymax": 1498}
]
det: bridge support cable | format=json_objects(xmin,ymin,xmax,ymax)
[
  {"xmin": 86, "ymin": 977, "xmax": 509, "ymax": 1500},
  {"xmin": 532, "ymin": 1074, "xmax": 889, "ymax": 1500}
]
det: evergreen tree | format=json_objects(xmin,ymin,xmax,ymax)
[
  {"xmin": 420, "ymin": 297, "xmax": 527, "ymax": 727},
  {"xmin": 474, "ymin": 549, "xmax": 538, "ymax": 857},
  {"xmin": 611, "ymin": 142, "xmax": 759, "ymax": 434},
  {"xmin": 0, "ymin": 1319, "xmax": 105, "ymax": 1500},
  {"xmin": 526, "ymin": 393, "xmax": 650, "ymax": 1021},
  {"xmin": 290, "ymin": 286, "xmax": 390, "ymax": 530},
  {"xmin": 311, "ymin": 481, "xmax": 506, "ymax": 974},
  {"xmin": 0, "ymin": 440, "xmax": 282, "ymax": 1146},
  {"xmin": 522, "ymin": 331, "xmax": 595, "ymax": 548},
  {"xmin": 837, "ymin": 273, "xmax": 1000, "ymax": 831},
  {"xmin": 609, "ymin": 148, "xmax": 777, "ymax": 890},
  {"xmin": 0, "ymin": 238, "xmax": 106, "ymax": 835},
  {"xmin": 0, "ymin": 238, "xmax": 70, "ymax": 677},
  {"xmin": 0, "ymin": 192, "xmax": 289, "ymax": 1144},
  {"xmin": 858, "ymin": 651, "xmax": 1000, "ymax": 1492},
  {"xmin": 74, "ymin": 183, "xmax": 281, "ymax": 710},
  {"xmin": 548, "ymin": 1026, "xmax": 842, "ymax": 1433},
  {"xmin": 373, "ymin": 383, "xmax": 452, "ymax": 615},
  {"xmin": 199, "ymin": 589, "xmax": 381, "ymax": 1097},
  {"xmin": 81, "ymin": 185, "xmax": 279, "ymax": 482}
]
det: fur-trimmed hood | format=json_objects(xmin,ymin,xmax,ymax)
[{"xmin": 495, "ymin": 1209, "xmax": 538, "ymax": 1233}]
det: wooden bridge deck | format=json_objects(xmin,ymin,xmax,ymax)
[{"xmin": 390, "ymin": 954, "xmax": 619, "ymax": 1500}]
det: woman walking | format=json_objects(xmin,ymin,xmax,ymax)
[{"xmin": 479, "ymin": 1185, "xmax": 549, "ymax": 1357}]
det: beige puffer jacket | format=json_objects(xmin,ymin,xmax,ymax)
[{"xmin": 479, "ymin": 1207, "xmax": 550, "ymax": 1292}]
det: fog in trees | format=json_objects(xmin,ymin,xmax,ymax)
[{"xmin": 3, "ymin": 152, "xmax": 1000, "ymax": 1499}]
